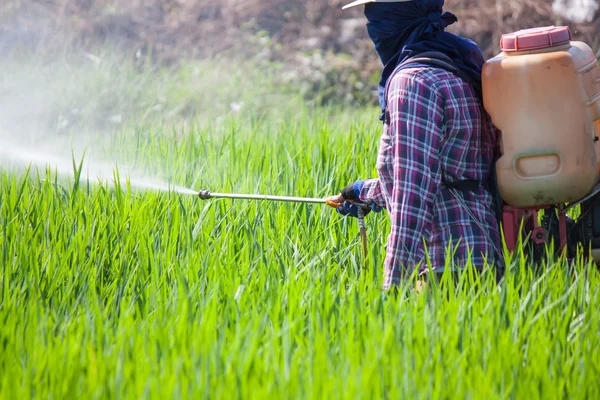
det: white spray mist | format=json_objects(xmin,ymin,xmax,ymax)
[
  {"xmin": 0, "ymin": 47, "xmax": 198, "ymax": 196},
  {"xmin": 0, "ymin": 137, "xmax": 198, "ymax": 195}
]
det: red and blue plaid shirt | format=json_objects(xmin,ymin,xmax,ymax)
[{"xmin": 360, "ymin": 65, "xmax": 502, "ymax": 289}]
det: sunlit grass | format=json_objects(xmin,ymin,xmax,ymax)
[
  {"xmin": 1, "ymin": 110, "xmax": 599, "ymax": 399},
  {"xmin": 1, "ymin": 49, "xmax": 600, "ymax": 398}
]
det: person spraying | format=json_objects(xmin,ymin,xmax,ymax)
[{"xmin": 327, "ymin": 0, "xmax": 504, "ymax": 289}]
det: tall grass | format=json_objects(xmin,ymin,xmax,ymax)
[
  {"xmin": 1, "ymin": 110, "xmax": 599, "ymax": 399},
  {"xmin": 1, "ymin": 52, "xmax": 600, "ymax": 398}
]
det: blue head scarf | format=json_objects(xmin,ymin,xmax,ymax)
[{"xmin": 364, "ymin": 0, "xmax": 485, "ymax": 114}]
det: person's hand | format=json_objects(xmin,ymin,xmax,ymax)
[
  {"xmin": 326, "ymin": 181, "xmax": 382, "ymax": 218},
  {"xmin": 335, "ymin": 200, "xmax": 372, "ymax": 218}
]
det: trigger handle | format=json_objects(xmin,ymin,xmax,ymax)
[{"xmin": 326, "ymin": 199, "xmax": 343, "ymax": 208}]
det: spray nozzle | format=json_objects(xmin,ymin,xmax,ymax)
[{"xmin": 198, "ymin": 190, "xmax": 212, "ymax": 200}]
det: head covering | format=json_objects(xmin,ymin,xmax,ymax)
[
  {"xmin": 342, "ymin": 0, "xmax": 412, "ymax": 10},
  {"xmin": 359, "ymin": 0, "xmax": 485, "ymax": 114}
]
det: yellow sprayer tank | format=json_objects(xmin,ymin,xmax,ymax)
[{"xmin": 483, "ymin": 26, "xmax": 600, "ymax": 208}]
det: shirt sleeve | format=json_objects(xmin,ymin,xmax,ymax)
[
  {"xmin": 381, "ymin": 73, "xmax": 445, "ymax": 284},
  {"xmin": 359, "ymin": 178, "xmax": 387, "ymax": 209}
]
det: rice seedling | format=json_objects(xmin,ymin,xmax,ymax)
[{"xmin": 1, "ymin": 107, "xmax": 599, "ymax": 399}]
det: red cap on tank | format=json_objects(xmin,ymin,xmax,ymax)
[{"xmin": 500, "ymin": 26, "xmax": 572, "ymax": 52}]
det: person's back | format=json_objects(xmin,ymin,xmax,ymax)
[
  {"xmin": 372, "ymin": 64, "xmax": 501, "ymax": 287},
  {"xmin": 328, "ymin": 0, "xmax": 504, "ymax": 289}
]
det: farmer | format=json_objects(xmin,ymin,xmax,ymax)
[{"xmin": 327, "ymin": 0, "xmax": 503, "ymax": 289}]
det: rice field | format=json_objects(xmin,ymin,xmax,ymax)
[{"xmin": 1, "ymin": 59, "xmax": 600, "ymax": 399}]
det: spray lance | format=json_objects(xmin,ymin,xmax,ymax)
[{"xmin": 197, "ymin": 189, "xmax": 372, "ymax": 260}]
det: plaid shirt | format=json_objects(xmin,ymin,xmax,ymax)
[{"xmin": 360, "ymin": 65, "xmax": 502, "ymax": 289}]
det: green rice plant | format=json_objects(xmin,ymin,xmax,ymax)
[{"xmin": 1, "ymin": 106, "xmax": 599, "ymax": 399}]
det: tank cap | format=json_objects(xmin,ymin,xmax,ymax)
[{"xmin": 500, "ymin": 26, "xmax": 572, "ymax": 52}]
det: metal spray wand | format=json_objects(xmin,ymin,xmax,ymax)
[{"xmin": 197, "ymin": 189, "xmax": 370, "ymax": 260}]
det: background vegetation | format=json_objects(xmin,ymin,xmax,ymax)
[{"xmin": 2, "ymin": 0, "xmax": 599, "ymax": 107}]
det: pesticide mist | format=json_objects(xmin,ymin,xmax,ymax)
[
  {"xmin": 0, "ymin": 137, "xmax": 198, "ymax": 195},
  {"xmin": 0, "ymin": 56, "xmax": 200, "ymax": 196}
]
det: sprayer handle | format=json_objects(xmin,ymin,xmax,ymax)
[{"xmin": 326, "ymin": 199, "xmax": 342, "ymax": 208}]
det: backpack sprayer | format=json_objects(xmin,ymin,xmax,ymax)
[
  {"xmin": 197, "ymin": 190, "xmax": 371, "ymax": 260},
  {"xmin": 483, "ymin": 27, "xmax": 600, "ymax": 263}
]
